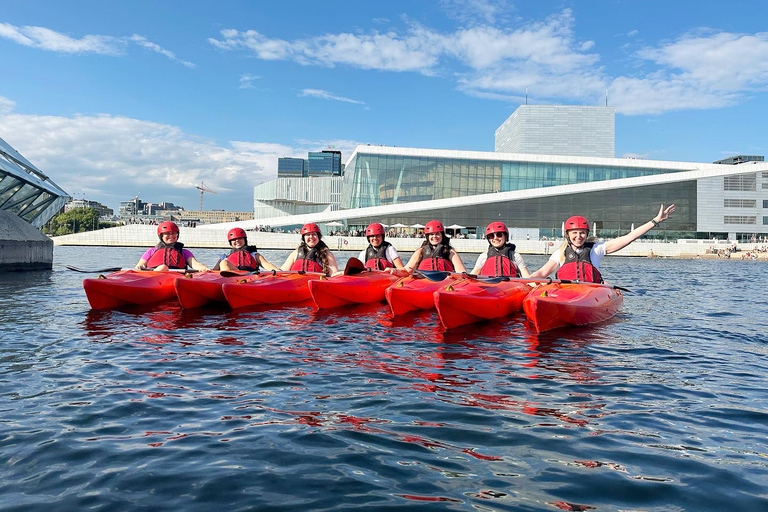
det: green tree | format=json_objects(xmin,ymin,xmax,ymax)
[{"xmin": 44, "ymin": 207, "xmax": 101, "ymax": 235}]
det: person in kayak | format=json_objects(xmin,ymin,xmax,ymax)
[
  {"xmin": 404, "ymin": 220, "xmax": 467, "ymax": 273},
  {"xmin": 470, "ymin": 221, "xmax": 530, "ymax": 277},
  {"xmin": 134, "ymin": 221, "xmax": 210, "ymax": 271},
  {"xmin": 281, "ymin": 222, "xmax": 341, "ymax": 276},
  {"xmin": 357, "ymin": 222, "xmax": 405, "ymax": 271},
  {"xmin": 530, "ymin": 204, "xmax": 676, "ymax": 283},
  {"xmin": 214, "ymin": 227, "xmax": 280, "ymax": 272}
]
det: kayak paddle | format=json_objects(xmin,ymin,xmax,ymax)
[{"xmin": 66, "ymin": 265, "xmax": 124, "ymax": 273}]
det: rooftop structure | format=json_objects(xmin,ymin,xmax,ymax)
[
  {"xmin": 495, "ymin": 105, "xmax": 615, "ymax": 158},
  {"xmin": 0, "ymin": 136, "xmax": 70, "ymax": 227}
]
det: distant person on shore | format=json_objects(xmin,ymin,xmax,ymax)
[
  {"xmin": 404, "ymin": 220, "xmax": 467, "ymax": 273},
  {"xmin": 134, "ymin": 221, "xmax": 210, "ymax": 272},
  {"xmin": 530, "ymin": 204, "xmax": 675, "ymax": 283},
  {"xmin": 357, "ymin": 223, "xmax": 405, "ymax": 271},
  {"xmin": 470, "ymin": 221, "xmax": 530, "ymax": 277},
  {"xmin": 281, "ymin": 223, "xmax": 341, "ymax": 277},
  {"xmin": 214, "ymin": 227, "xmax": 279, "ymax": 272}
]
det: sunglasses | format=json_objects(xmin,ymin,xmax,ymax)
[{"xmin": 488, "ymin": 232, "xmax": 506, "ymax": 239}]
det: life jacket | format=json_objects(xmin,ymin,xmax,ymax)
[
  {"xmin": 364, "ymin": 241, "xmax": 394, "ymax": 270},
  {"xmin": 556, "ymin": 242, "xmax": 604, "ymax": 283},
  {"xmin": 226, "ymin": 245, "xmax": 261, "ymax": 271},
  {"xmin": 417, "ymin": 243, "xmax": 454, "ymax": 271},
  {"xmin": 290, "ymin": 244, "xmax": 324, "ymax": 273},
  {"xmin": 146, "ymin": 242, "xmax": 187, "ymax": 269},
  {"xmin": 480, "ymin": 243, "xmax": 520, "ymax": 277}
]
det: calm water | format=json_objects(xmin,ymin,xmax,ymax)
[{"xmin": 1, "ymin": 246, "xmax": 766, "ymax": 511}]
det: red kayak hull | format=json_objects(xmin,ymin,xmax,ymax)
[
  {"xmin": 434, "ymin": 278, "xmax": 532, "ymax": 329},
  {"xmin": 83, "ymin": 270, "xmax": 184, "ymax": 310},
  {"xmin": 385, "ymin": 275, "xmax": 462, "ymax": 316},
  {"xmin": 174, "ymin": 271, "xmax": 255, "ymax": 309},
  {"xmin": 222, "ymin": 272, "xmax": 322, "ymax": 308},
  {"xmin": 309, "ymin": 271, "xmax": 405, "ymax": 309},
  {"xmin": 523, "ymin": 283, "xmax": 623, "ymax": 332}
]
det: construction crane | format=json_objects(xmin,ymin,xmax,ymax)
[{"xmin": 195, "ymin": 182, "xmax": 217, "ymax": 211}]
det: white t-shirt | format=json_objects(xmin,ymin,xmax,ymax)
[
  {"xmin": 473, "ymin": 251, "xmax": 529, "ymax": 274},
  {"xmin": 358, "ymin": 245, "xmax": 400, "ymax": 264},
  {"xmin": 547, "ymin": 242, "xmax": 607, "ymax": 271}
]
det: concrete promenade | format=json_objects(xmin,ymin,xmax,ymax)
[{"xmin": 50, "ymin": 224, "xmax": 767, "ymax": 259}]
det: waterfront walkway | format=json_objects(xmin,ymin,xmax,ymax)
[{"xmin": 50, "ymin": 224, "xmax": 767, "ymax": 259}]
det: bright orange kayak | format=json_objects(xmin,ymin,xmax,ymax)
[
  {"xmin": 385, "ymin": 274, "xmax": 464, "ymax": 316},
  {"xmin": 523, "ymin": 282, "xmax": 623, "ymax": 332},
  {"xmin": 221, "ymin": 271, "xmax": 323, "ymax": 308},
  {"xmin": 83, "ymin": 270, "xmax": 185, "ymax": 310},
  {"xmin": 434, "ymin": 278, "xmax": 532, "ymax": 329},
  {"xmin": 174, "ymin": 270, "xmax": 257, "ymax": 309},
  {"xmin": 309, "ymin": 270, "xmax": 407, "ymax": 309}
]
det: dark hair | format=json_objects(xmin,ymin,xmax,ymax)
[{"xmin": 298, "ymin": 239, "xmax": 332, "ymax": 273}]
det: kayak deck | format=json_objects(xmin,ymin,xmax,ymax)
[
  {"xmin": 523, "ymin": 282, "xmax": 623, "ymax": 332},
  {"xmin": 83, "ymin": 270, "xmax": 185, "ymax": 310},
  {"xmin": 385, "ymin": 274, "xmax": 463, "ymax": 316},
  {"xmin": 309, "ymin": 271, "xmax": 405, "ymax": 309},
  {"xmin": 434, "ymin": 278, "xmax": 532, "ymax": 329},
  {"xmin": 174, "ymin": 270, "xmax": 255, "ymax": 309},
  {"xmin": 222, "ymin": 272, "xmax": 322, "ymax": 308}
]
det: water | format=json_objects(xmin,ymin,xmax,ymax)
[{"xmin": 1, "ymin": 246, "xmax": 767, "ymax": 511}]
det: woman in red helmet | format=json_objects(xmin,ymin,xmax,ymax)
[
  {"xmin": 134, "ymin": 221, "xmax": 210, "ymax": 271},
  {"xmin": 403, "ymin": 220, "xmax": 466, "ymax": 273},
  {"xmin": 281, "ymin": 223, "xmax": 340, "ymax": 276},
  {"xmin": 530, "ymin": 204, "xmax": 676, "ymax": 282},
  {"xmin": 357, "ymin": 222, "xmax": 405, "ymax": 271},
  {"xmin": 470, "ymin": 221, "xmax": 530, "ymax": 277},
  {"xmin": 215, "ymin": 227, "xmax": 280, "ymax": 272}
]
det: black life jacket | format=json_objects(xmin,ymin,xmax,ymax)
[
  {"xmin": 417, "ymin": 243, "xmax": 454, "ymax": 271},
  {"xmin": 146, "ymin": 242, "xmax": 187, "ymax": 269},
  {"xmin": 226, "ymin": 245, "xmax": 261, "ymax": 271},
  {"xmin": 557, "ymin": 242, "xmax": 604, "ymax": 283},
  {"xmin": 290, "ymin": 244, "xmax": 324, "ymax": 273},
  {"xmin": 480, "ymin": 243, "xmax": 520, "ymax": 277},
  {"xmin": 365, "ymin": 241, "xmax": 394, "ymax": 270}
]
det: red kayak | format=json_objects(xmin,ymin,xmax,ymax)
[
  {"xmin": 174, "ymin": 270, "xmax": 259, "ymax": 309},
  {"xmin": 523, "ymin": 282, "xmax": 623, "ymax": 332},
  {"xmin": 385, "ymin": 274, "xmax": 464, "ymax": 316},
  {"xmin": 309, "ymin": 270, "xmax": 408, "ymax": 309},
  {"xmin": 434, "ymin": 278, "xmax": 532, "ymax": 329},
  {"xmin": 83, "ymin": 270, "xmax": 185, "ymax": 310},
  {"xmin": 221, "ymin": 271, "xmax": 323, "ymax": 308}
]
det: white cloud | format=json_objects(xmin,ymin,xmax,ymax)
[
  {"xmin": 439, "ymin": 0, "xmax": 514, "ymax": 26},
  {"xmin": 239, "ymin": 74, "xmax": 260, "ymax": 89},
  {"xmin": 0, "ymin": 95, "xmax": 15, "ymax": 114},
  {"xmin": 627, "ymin": 29, "xmax": 639, "ymax": 37},
  {"xmin": 0, "ymin": 112, "xmax": 358, "ymax": 210},
  {"xmin": 130, "ymin": 35, "xmax": 195, "ymax": 68},
  {"xmin": 299, "ymin": 89, "xmax": 365, "ymax": 105},
  {"xmin": 0, "ymin": 22, "xmax": 120, "ymax": 54}
]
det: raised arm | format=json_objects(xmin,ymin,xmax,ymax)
[{"xmin": 604, "ymin": 204, "xmax": 675, "ymax": 254}]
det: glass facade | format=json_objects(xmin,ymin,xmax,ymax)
[
  {"xmin": 308, "ymin": 151, "xmax": 343, "ymax": 177},
  {"xmin": 277, "ymin": 157, "xmax": 307, "ymax": 177}
]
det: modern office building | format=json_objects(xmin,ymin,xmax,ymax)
[
  {"xmin": 308, "ymin": 150, "xmax": 343, "ymax": 176},
  {"xmin": 0, "ymin": 136, "xmax": 69, "ymax": 227},
  {"xmin": 714, "ymin": 155, "xmax": 764, "ymax": 165},
  {"xmin": 495, "ymin": 105, "xmax": 615, "ymax": 158},
  {"xmin": 277, "ymin": 157, "xmax": 307, "ymax": 178},
  {"xmin": 64, "ymin": 199, "xmax": 114, "ymax": 218}
]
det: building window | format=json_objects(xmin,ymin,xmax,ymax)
[
  {"xmin": 724, "ymin": 174, "xmax": 757, "ymax": 191},
  {"xmin": 724, "ymin": 216, "xmax": 756, "ymax": 224},
  {"xmin": 764, "ymin": 216, "xmax": 768, "ymax": 225},
  {"xmin": 724, "ymin": 199, "xmax": 757, "ymax": 207},
  {"xmin": 764, "ymin": 200, "xmax": 768, "ymax": 208}
]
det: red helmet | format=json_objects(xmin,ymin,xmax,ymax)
[
  {"xmin": 485, "ymin": 221, "xmax": 509, "ymax": 237},
  {"xmin": 228, "ymin": 227, "xmax": 247, "ymax": 242},
  {"xmin": 365, "ymin": 223, "xmax": 385, "ymax": 237},
  {"xmin": 564, "ymin": 216, "xmax": 590, "ymax": 232},
  {"xmin": 301, "ymin": 223, "xmax": 321, "ymax": 235},
  {"xmin": 157, "ymin": 221, "xmax": 179, "ymax": 236},
  {"xmin": 424, "ymin": 220, "xmax": 445, "ymax": 235}
]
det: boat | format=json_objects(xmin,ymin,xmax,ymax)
[
  {"xmin": 523, "ymin": 282, "xmax": 623, "ymax": 332},
  {"xmin": 434, "ymin": 278, "xmax": 532, "ymax": 329},
  {"xmin": 173, "ymin": 270, "xmax": 259, "ymax": 309},
  {"xmin": 309, "ymin": 270, "xmax": 408, "ymax": 309},
  {"xmin": 83, "ymin": 270, "xmax": 185, "ymax": 310},
  {"xmin": 385, "ymin": 273, "xmax": 464, "ymax": 316},
  {"xmin": 221, "ymin": 271, "xmax": 323, "ymax": 308}
]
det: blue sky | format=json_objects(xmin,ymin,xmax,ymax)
[{"xmin": 1, "ymin": 0, "xmax": 767, "ymax": 212}]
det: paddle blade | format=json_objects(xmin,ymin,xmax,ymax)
[
  {"xmin": 415, "ymin": 270, "xmax": 451, "ymax": 281},
  {"xmin": 66, "ymin": 265, "xmax": 123, "ymax": 273},
  {"xmin": 343, "ymin": 257, "xmax": 368, "ymax": 276}
]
